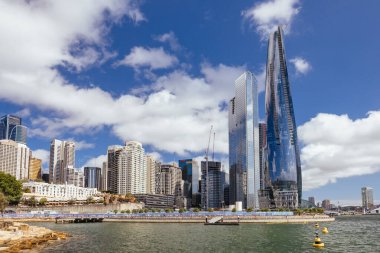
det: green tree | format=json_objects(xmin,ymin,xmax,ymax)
[
  {"xmin": 0, "ymin": 172, "xmax": 22, "ymax": 205},
  {"xmin": 26, "ymin": 196, "xmax": 37, "ymax": 207},
  {"xmin": 247, "ymin": 207, "xmax": 253, "ymax": 212},
  {"xmin": 193, "ymin": 208, "xmax": 200, "ymax": 213},
  {"xmin": 126, "ymin": 209, "xmax": 131, "ymax": 214},
  {"xmin": 179, "ymin": 208, "xmax": 185, "ymax": 213},
  {"xmin": 0, "ymin": 192, "xmax": 8, "ymax": 214},
  {"xmin": 208, "ymin": 208, "xmax": 214, "ymax": 212},
  {"xmin": 23, "ymin": 188, "xmax": 31, "ymax": 193},
  {"xmin": 39, "ymin": 198, "xmax": 47, "ymax": 206},
  {"xmin": 232, "ymin": 208, "xmax": 236, "ymax": 212}
]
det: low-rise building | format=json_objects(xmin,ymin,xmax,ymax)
[
  {"xmin": 22, "ymin": 182, "xmax": 99, "ymax": 202},
  {"xmin": 134, "ymin": 194, "xmax": 175, "ymax": 209}
]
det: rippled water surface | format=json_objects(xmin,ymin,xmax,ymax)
[{"xmin": 29, "ymin": 215, "xmax": 380, "ymax": 253}]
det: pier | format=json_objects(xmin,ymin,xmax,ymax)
[{"xmin": 55, "ymin": 217, "xmax": 104, "ymax": 224}]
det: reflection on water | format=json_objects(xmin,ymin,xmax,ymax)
[{"xmin": 28, "ymin": 215, "xmax": 380, "ymax": 253}]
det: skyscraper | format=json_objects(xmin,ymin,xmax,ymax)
[
  {"xmin": 49, "ymin": 139, "xmax": 75, "ymax": 184},
  {"xmin": 0, "ymin": 115, "xmax": 27, "ymax": 144},
  {"xmin": 146, "ymin": 155, "xmax": 160, "ymax": 194},
  {"xmin": 229, "ymin": 71, "xmax": 260, "ymax": 209},
  {"xmin": 263, "ymin": 26, "xmax": 302, "ymax": 208},
  {"xmin": 201, "ymin": 161, "xmax": 224, "ymax": 209},
  {"xmin": 362, "ymin": 187, "xmax": 374, "ymax": 210},
  {"xmin": 178, "ymin": 159, "xmax": 200, "ymax": 206},
  {"xmin": 84, "ymin": 167, "xmax": 102, "ymax": 189},
  {"xmin": 107, "ymin": 145, "xmax": 123, "ymax": 194},
  {"xmin": 259, "ymin": 123, "xmax": 267, "ymax": 190},
  {"xmin": 29, "ymin": 157, "xmax": 42, "ymax": 180}
]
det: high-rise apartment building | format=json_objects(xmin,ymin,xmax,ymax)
[
  {"xmin": 156, "ymin": 164, "xmax": 183, "ymax": 196},
  {"xmin": 322, "ymin": 199, "xmax": 331, "ymax": 210},
  {"xmin": 101, "ymin": 161, "xmax": 108, "ymax": 191},
  {"xmin": 29, "ymin": 157, "xmax": 42, "ymax": 180},
  {"xmin": 308, "ymin": 196, "xmax": 316, "ymax": 206},
  {"xmin": 263, "ymin": 26, "xmax": 302, "ymax": 208},
  {"xmin": 117, "ymin": 141, "xmax": 147, "ymax": 195},
  {"xmin": 201, "ymin": 161, "xmax": 224, "ymax": 209},
  {"xmin": 146, "ymin": 155, "xmax": 160, "ymax": 194},
  {"xmin": 0, "ymin": 115, "xmax": 27, "ymax": 144},
  {"xmin": 67, "ymin": 166, "xmax": 84, "ymax": 187},
  {"xmin": 107, "ymin": 145, "xmax": 123, "ymax": 193},
  {"xmin": 362, "ymin": 187, "xmax": 374, "ymax": 210},
  {"xmin": 84, "ymin": 167, "xmax": 102, "ymax": 190},
  {"xmin": 49, "ymin": 139, "xmax": 75, "ymax": 184},
  {"xmin": 229, "ymin": 71, "xmax": 260, "ymax": 209},
  {"xmin": 0, "ymin": 139, "xmax": 30, "ymax": 180}
]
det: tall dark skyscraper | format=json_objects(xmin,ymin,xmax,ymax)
[
  {"xmin": 84, "ymin": 167, "xmax": 102, "ymax": 190},
  {"xmin": 263, "ymin": 26, "xmax": 302, "ymax": 208},
  {"xmin": 0, "ymin": 115, "xmax": 27, "ymax": 144},
  {"xmin": 259, "ymin": 123, "xmax": 267, "ymax": 191},
  {"xmin": 229, "ymin": 71, "xmax": 260, "ymax": 210}
]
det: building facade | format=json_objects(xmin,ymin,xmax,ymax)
[
  {"xmin": 0, "ymin": 139, "xmax": 30, "ymax": 180},
  {"xmin": 0, "ymin": 115, "xmax": 27, "ymax": 144},
  {"xmin": 22, "ymin": 182, "xmax": 99, "ymax": 201},
  {"xmin": 101, "ymin": 161, "xmax": 108, "ymax": 191},
  {"xmin": 117, "ymin": 141, "xmax": 147, "ymax": 195},
  {"xmin": 201, "ymin": 161, "xmax": 224, "ymax": 209},
  {"xmin": 29, "ymin": 157, "xmax": 42, "ymax": 180},
  {"xmin": 229, "ymin": 71, "xmax": 260, "ymax": 209},
  {"xmin": 263, "ymin": 26, "xmax": 302, "ymax": 209},
  {"xmin": 107, "ymin": 145, "xmax": 123, "ymax": 193},
  {"xmin": 178, "ymin": 159, "xmax": 200, "ymax": 206},
  {"xmin": 362, "ymin": 187, "xmax": 374, "ymax": 210},
  {"xmin": 49, "ymin": 139, "xmax": 75, "ymax": 184},
  {"xmin": 67, "ymin": 167, "xmax": 84, "ymax": 187},
  {"xmin": 259, "ymin": 123, "xmax": 267, "ymax": 190},
  {"xmin": 84, "ymin": 167, "xmax": 102, "ymax": 190},
  {"xmin": 156, "ymin": 164, "xmax": 183, "ymax": 196},
  {"xmin": 146, "ymin": 155, "xmax": 160, "ymax": 194}
]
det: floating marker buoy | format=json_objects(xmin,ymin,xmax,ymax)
[
  {"xmin": 312, "ymin": 236, "xmax": 325, "ymax": 248},
  {"xmin": 314, "ymin": 223, "xmax": 320, "ymax": 229},
  {"xmin": 322, "ymin": 227, "xmax": 328, "ymax": 234}
]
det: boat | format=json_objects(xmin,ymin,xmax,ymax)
[{"xmin": 204, "ymin": 216, "xmax": 239, "ymax": 226}]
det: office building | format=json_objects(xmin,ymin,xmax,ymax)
[
  {"xmin": 229, "ymin": 71, "xmax": 260, "ymax": 209},
  {"xmin": 84, "ymin": 167, "xmax": 101, "ymax": 190},
  {"xmin": 0, "ymin": 139, "xmax": 30, "ymax": 180},
  {"xmin": 29, "ymin": 157, "xmax": 42, "ymax": 180},
  {"xmin": 179, "ymin": 159, "xmax": 200, "ymax": 206},
  {"xmin": 322, "ymin": 199, "xmax": 331, "ymax": 210},
  {"xmin": 146, "ymin": 155, "xmax": 160, "ymax": 194},
  {"xmin": 259, "ymin": 123, "xmax": 267, "ymax": 190},
  {"xmin": 0, "ymin": 115, "xmax": 27, "ymax": 144},
  {"xmin": 117, "ymin": 141, "xmax": 147, "ymax": 195},
  {"xmin": 263, "ymin": 26, "xmax": 302, "ymax": 209},
  {"xmin": 67, "ymin": 167, "xmax": 84, "ymax": 187},
  {"xmin": 308, "ymin": 197, "xmax": 316, "ymax": 206},
  {"xmin": 49, "ymin": 139, "xmax": 75, "ymax": 184},
  {"xmin": 156, "ymin": 164, "xmax": 183, "ymax": 196},
  {"xmin": 201, "ymin": 161, "xmax": 224, "ymax": 209},
  {"xmin": 362, "ymin": 187, "xmax": 374, "ymax": 210}
]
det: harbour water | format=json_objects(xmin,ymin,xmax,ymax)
[{"xmin": 30, "ymin": 215, "xmax": 379, "ymax": 253}]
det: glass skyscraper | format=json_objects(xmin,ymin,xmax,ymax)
[
  {"xmin": 263, "ymin": 26, "xmax": 302, "ymax": 208},
  {"xmin": 0, "ymin": 115, "xmax": 27, "ymax": 144},
  {"xmin": 229, "ymin": 71, "xmax": 260, "ymax": 209}
]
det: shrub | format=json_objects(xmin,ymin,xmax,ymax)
[
  {"xmin": 247, "ymin": 207, "xmax": 253, "ymax": 212},
  {"xmin": 232, "ymin": 208, "xmax": 236, "ymax": 212}
]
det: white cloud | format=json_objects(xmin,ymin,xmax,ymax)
[
  {"xmin": 298, "ymin": 112, "xmax": 380, "ymax": 190},
  {"xmin": 290, "ymin": 57, "xmax": 311, "ymax": 75},
  {"xmin": 116, "ymin": 47, "xmax": 178, "ymax": 70},
  {"xmin": 83, "ymin": 154, "xmax": 107, "ymax": 169},
  {"xmin": 70, "ymin": 140, "xmax": 95, "ymax": 150},
  {"xmin": 254, "ymin": 66, "xmax": 266, "ymax": 94},
  {"xmin": 32, "ymin": 149, "xmax": 50, "ymax": 168},
  {"xmin": 146, "ymin": 152, "xmax": 162, "ymax": 161},
  {"xmin": 243, "ymin": 0, "xmax": 300, "ymax": 39},
  {"xmin": 154, "ymin": 31, "xmax": 181, "ymax": 51}
]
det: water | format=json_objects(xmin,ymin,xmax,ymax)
[{"xmin": 28, "ymin": 215, "xmax": 380, "ymax": 253}]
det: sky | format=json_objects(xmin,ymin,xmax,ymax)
[{"xmin": 0, "ymin": 0, "xmax": 379, "ymax": 206}]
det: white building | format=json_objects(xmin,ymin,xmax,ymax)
[
  {"xmin": 146, "ymin": 155, "xmax": 160, "ymax": 194},
  {"xmin": 67, "ymin": 167, "xmax": 84, "ymax": 187},
  {"xmin": 22, "ymin": 182, "xmax": 99, "ymax": 201},
  {"xmin": 117, "ymin": 141, "xmax": 147, "ymax": 195},
  {"xmin": 0, "ymin": 139, "xmax": 30, "ymax": 180},
  {"xmin": 49, "ymin": 139, "xmax": 75, "ymax": 184}
]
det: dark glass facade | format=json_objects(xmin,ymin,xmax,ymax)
[
  {"xmin": 263, "ymin": 27, "xmax": 302, "ymax": 208},
  {"xmin": 229, "ymin": 72, "xmax": 260, "ymax": 209},
  {"xmin": 84, "ymin": 167, "xmax": 102, "ymax": 190},
  {"xmin": 0, "ymin": 115, "xmax": 27, "ymax": 144},
  {"xmin": 201, "ymin": 161, "xmax": 223, "ymax": 209}
]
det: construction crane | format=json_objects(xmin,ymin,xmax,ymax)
[{"xmin": 204, "ymin": 125, "xmax": 213, "ymax": 210}]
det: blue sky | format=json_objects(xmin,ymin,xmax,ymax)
[{"xmin": 0, "ymin": 0, "xmax": 379, "ymax": 206}]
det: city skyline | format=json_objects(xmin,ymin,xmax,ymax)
[{"xmin": 0, "ymin": 0, "xmax": 380, "ymax": 205}]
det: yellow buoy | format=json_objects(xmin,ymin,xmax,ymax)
[
  {"xmin": 322, "ymin": 227, "xmax": 329, "ymax": 234},
  {"xmin": 312, "ymin": 237, "xmax": 325, "ymax": 248},
  {"xmin": 314, "ymin": 223, "xmax": 320, "ymax": 229}
]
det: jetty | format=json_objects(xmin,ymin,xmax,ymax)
[{"xmin": 55, "ymin": 217, "xmax": 104, "ymax": 224}]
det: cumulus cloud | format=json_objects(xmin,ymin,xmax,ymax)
[
  {"xmin": 82, "ymin": 154, "xmax": 107, "ymax": 168},
  {"xmin": 290, "ymin": 57, "xmax": 311, "ymax": 75},
  {"xmin": 146, "ymin": 152, "xmax": 162, "ymax": 161},
  {"xmin": 154, "ymin": 31, "xmax": 181, "ymax": 51},
  {"xmin": 243, "ymin": 0, "xmax": 300, "ymax": 39},
  {"xmin": 298, "ymin": 112, "xmax": 380, "ymax": 190},
  {"xmin": 115, "ymin": 47, "xmax": 178, "ymax": 70}
]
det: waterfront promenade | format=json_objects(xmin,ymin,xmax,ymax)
[{"xmin": 1, "ymin": 212, "xmax": 334, "ymax": 224}]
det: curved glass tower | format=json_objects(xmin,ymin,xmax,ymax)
[{"xmin": 264, "ymin": 27, "xmax": 302, "ymax": 208}]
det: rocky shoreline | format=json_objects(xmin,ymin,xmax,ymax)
[{"xmin": 0, "ymin": 221, "xmax": 70, "ymax": 252}]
